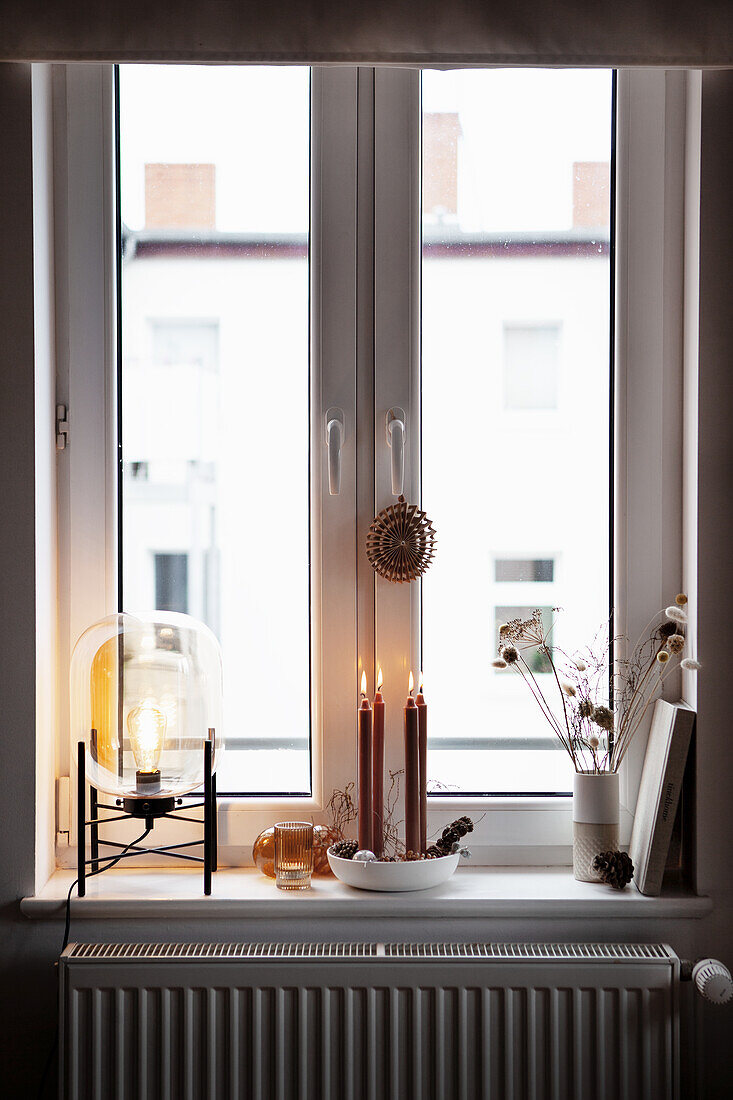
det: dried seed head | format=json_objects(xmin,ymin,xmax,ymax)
[
  {"xmin": 656, "ymin": 650, "xmax": 670, "ymax": 664},
  {"xmin": 675, "ymin": 593, "xmax": 688, "ymax": 606},
  {"xmin": 578, "ymin": 698, "xmax": 594, "ymax": 719},
  {"xmin": 659, "ymin": 621, "xmax": 677, "ymax": 638},
  {"xmin": 665, "ymin": 605, "xmax": 688, "ymax": 624},
  {"xmin": 561, "ymin": 682, "xmax": 577, "ymax": 696},
  {"xmin": 491, "ymin": 658, "xmax": 508, "ymax": 669},
  {"xmin": 681, "ymin": 657, "xmax": 702, "ymax": 671},
  {"xmin": 501, "ymin": 646, "xmax": 519, "ymax": 665},
  {"xmin": 592, "ymin": 705, "xmax": 614, "ymax": 732},
  {"xmin": 574, "ymin": 659, "xmax": 588, "ymax": 672},
  {"xmin": 668, "ymin": 633, "xmax": 685, "ymax": 654},
  {"xmin": 588, "ymin": 734, "xmax": 600, "ymax": 749},
  {"xmin": 498, "ymin": 623, "xmax": 510, "ymax": 636}
]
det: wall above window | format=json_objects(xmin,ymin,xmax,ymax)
[{"xmin": 1, "ymin": 0, "xmax": 731, "ymax": 65}]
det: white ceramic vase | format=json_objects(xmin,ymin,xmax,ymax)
[{"xmin": 572, "ymin": 771, "xmax": 619, "ymax": 882}]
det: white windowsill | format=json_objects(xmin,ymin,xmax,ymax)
[{"xmin": 21, "ymin": 866, "xmax": 711, "ymax": 921}]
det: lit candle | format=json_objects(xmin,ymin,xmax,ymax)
[
  {"xmin": 372, "ymin": 667, "xmax": 385, "ymax": 857},
  {"xmin": 358, "ymin": 670, "xmax": 373, "ymax": 853},
  {"xmin": 404, "ymin": 671, "xmax": 420, "ymax": 855},
  {"xmin": 416, "ymin": 673, "xmax": 427, "ymax": 853}
]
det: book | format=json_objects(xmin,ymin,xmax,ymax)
[{"xmin": 629, "ymin": 700, "xmax": 695, "ymax": 896}]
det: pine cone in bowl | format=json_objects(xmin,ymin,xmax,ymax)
[{"xmin": 330, "ymin": 839, "xmax": 359, "ymax": 860}]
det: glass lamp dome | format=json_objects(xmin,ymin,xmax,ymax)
[{"xmin": 71, "ymin": 611, "xmax": 223, "ymax": 800}]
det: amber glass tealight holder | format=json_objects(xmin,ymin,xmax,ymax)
[{"xmin": 274, "ymin": 821, "xmax": 314, "ymax": 890}]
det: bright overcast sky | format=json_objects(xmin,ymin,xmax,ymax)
[{"xmin": 120, "ymin": 66, "xmax": 612, "ymax": 234}]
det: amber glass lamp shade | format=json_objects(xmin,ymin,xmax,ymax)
[{"xmin": 70, "ymin": 611, "xmax": 224, "ymax": 800}]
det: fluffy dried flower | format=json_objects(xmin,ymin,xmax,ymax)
[
  {"xmin": 681, "ymin": 657, "xmax": 702, "ymax": 671},
  {"xmin": 574, "ymin": 659, "xmax": 587, "ymax": 672},
  {"xmin": 675, "ymin": 593, "xmax": 688, "ymax": 606},
  {"xmin": 498, "ymin": 623, "xmax": 510, "ymax": 636},
  {"xmin": 587, "ymin": 734, "xmax": 600, "ymax": 749},
  {"xmin": 665, "ymin": 606, "xmax": 688, "ymax": 624},
  {"xmin": 659, "ymin": 621, "xmax": 678, "ymax": 638},
  {"xmin": 501, "ymin": 646, "xmax": 519, "ymax": 665},
  {"xmin": 491, "ymin": 658, "xmax": 508, "ymax": 669},
  {"xmin": 578, "ymin": 698, "xmax": 594, "ymax": 719},
  {"xmin": 592, "ymin": 705, "xmax": 614, "ymax": 732},
  {"xmin": 656, "ymin": 650, "xmax": 670, "ymax": 664},
  {"xmin": 668, "ymin": 633, "xmax": 685, "ymax": 654},
  {"xmin": 562, "ymin": 682, "xmax": 577, "ymax": 696}
]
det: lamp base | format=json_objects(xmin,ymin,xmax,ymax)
[
  {"xmin": 77, "ymin": 733, "xmax": 217, "ymax": 896},
  {"xmin": 122, "ymin": 795, "xmax": 176, "ymax": 819}
]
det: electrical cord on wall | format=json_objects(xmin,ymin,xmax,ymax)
[
  {"xmin": 37, "ymin": 826, "xmax": 152, "ymax": 1099},
  {"xmin": 61, "ymin": 825, "xmax": 152, "ymax": 951}
]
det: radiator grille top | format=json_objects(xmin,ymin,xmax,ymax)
[
  {"xmin": 67, "ymin": 942, "xmax": 379, "ymax": 960},
  {"xmin": 65, "ymin": 941, "xmax": 671, "ymax": 962},
  {"xmin": 384, "ymin": 942, "xmax": 670, "ymax": 960}
]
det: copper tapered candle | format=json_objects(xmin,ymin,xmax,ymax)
[
  {"xmin": 416, "ymin": 675, "xmax": 427, "ymax": 853},
  {"xmin": 372, "ymin": 667, "xmax": 385, "ymax": 857},
  {"xmin": 404, "ymin": 671, "xmax": 420, "ymax": 854},
  {"xmin": 358, "ymin": 671, "xmax": 373, "ymax": 852}
]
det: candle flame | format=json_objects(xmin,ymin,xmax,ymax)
[
  {"xmin": 408, "ymin": 670, "xmax": 414, "ymax": 694},
  {"xmin": 377, "ymin": 666, "xmax": 383, "ymax": 691},
  {"xmin": 360, "ymin": 670, "xmax": 367, "ymax": 696},
  {"xmin": 419, "ymin": 671, "xmax": 424, "ymax": 693}
]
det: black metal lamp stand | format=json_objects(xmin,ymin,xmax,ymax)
[{"xmin": 76, "ymin": 731, "xmax": 218, "ymax": 896}]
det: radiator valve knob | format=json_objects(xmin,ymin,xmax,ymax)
[{"xmin": 692, "ymin": 959, "xmax": 733, "ymax": 1004}]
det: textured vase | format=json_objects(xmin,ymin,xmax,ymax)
[{"xmin": 573, "ymin": 772, "xmax": 620, "ymax": 882}]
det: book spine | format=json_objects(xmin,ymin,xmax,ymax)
[{"xmin": 637, "ymin": 711, "xmax": 694, "ymax": 896}]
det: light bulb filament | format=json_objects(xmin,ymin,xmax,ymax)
[{"xmin": 127, "ymin": 702, "xmax": 166, "ymax": 776}]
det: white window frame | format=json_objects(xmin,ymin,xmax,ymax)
[{"xmin": 49, "ymin": 64, "xmax": 698, "ymax": 866}]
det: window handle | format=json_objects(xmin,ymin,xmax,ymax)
[
  {"xmin": 386, "ymin": 407, "xmax": 406, "ymax": 497},
  {"xmin": 325, "ymin": 408, "xmax": 344, "ymax": 496}
]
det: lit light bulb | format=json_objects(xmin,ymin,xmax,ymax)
[{"xmin": 127, "ymin": 701, "xmax": 166, "ymax": 791}]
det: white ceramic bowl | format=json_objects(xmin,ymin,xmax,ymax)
[{"xmin": 327, "ymin": 849, "xmax": 460, "ymax": 892}]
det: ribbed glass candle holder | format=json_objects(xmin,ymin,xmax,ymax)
[{"xmin": 274, "ymin": 821, "xmax": 314, "ymax": 890}]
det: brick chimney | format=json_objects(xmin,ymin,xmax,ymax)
[
  {"xmin": 572, "ymin": 162, "xmax": 610, "ymax": 229},
  {"xmin": 423, "ymin": 113, "xmax": 462, "ymax": 218},
  {"xmin": 144, "ymin": 164, "xmax": 216, "ymax": 230}
]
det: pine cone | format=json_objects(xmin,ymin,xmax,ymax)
[
  {"xmin": 331, "ymin": 839, "xmax": 358, "ymax": 860},
  {"xmin": 426, "ymin": 845, "xmax": 443, "ymax": 859},
  {"xmin": 592, "ymin": 850, "xmax": 634, "ymax": 889}
]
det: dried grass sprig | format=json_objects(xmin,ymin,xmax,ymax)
[{"xmin": 325, "ymin": 782, "xmax": 358, "ymax": 838}]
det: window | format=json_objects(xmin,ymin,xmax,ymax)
[
  {"xmin": 503, "ymin": 324, "xmax": 561, "ymax": 410},
  {"xmin": 495, "ymin": 559, "xmax": 554, "ymax": 583},
  {"xmin": 55, "ymin": 65, "xmax": 688, "ymax": 858},
  {"xmin": 421, "ymin": 68, "xmax": 612, "ymax": 796},
  {"xmin": 154, "ymin": 552, "xmax": 188, "ymax": 614},
  {"xmin": 119, "ymin": 66, "xmax": 312, "ymax": 796}
]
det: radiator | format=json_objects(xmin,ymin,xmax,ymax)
[{"xmin": 59, "ymin": 941, "xmax": 680, "ymax": 1100}]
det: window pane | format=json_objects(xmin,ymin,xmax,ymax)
[
  {"xmin": 495, "ymin": 559, "xmax": 554, "ymax": 583},
  {"xmin": 421, "ymin": 70, "xmax": 613, "ymax": 795},
  {"xmin": 119, "ymin": 66, "xmax": 311, "ymax": 795}
]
